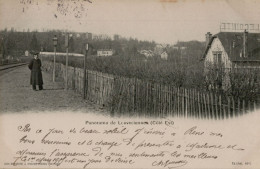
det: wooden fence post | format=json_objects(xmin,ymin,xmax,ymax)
[
  {"xmin": 232, "ymin": 97, "xmax": 235, "ymax": 117},
  {"xmin": 152, "ymin": 83, "xmax": 154, "ymax": 116},
  {"xmin": 210, "ymin": 93, "xmax": 214, "ymax": 119},
  {"xmin": 185, "ymin": 89, "xmax": 188, "ymax": 118},
  {"xmin": 174, "ymin": 87, "xmax": 177, "ymax": 116},
  {"xmin": 227, "ymin": 97, "xmax": 231, "ymax": 119},
  {"xmin": 177, "ymin": 87, "xmax": 180, "ymax": 117},
  {"xmin": 182, "ymin": 88, "xmax": 185, "ymax": 117},
  {"xmin": 242, "ymin": 99, "xmax": 245, "ymax": 115},
  {"xmin": 83, "ymin": 44, "xmax": 88, "ymax": 99},
  {"xmin": 189, "ymin": 89, "xmax": 192, "ymax": 117},
  {"xmin": 170, "ymin": 86, "xmax": 173, "ymax": 116},
  {"xmin": 191, "ymin": 89, "xmax": 194, "ymax": 117},
  {"xmin": 186, "ymin": 89, "xmax": 189, "ymax": 118},
  {"xmin": 198, "ymin": 91, "xmax": 201, "ymax": 119},
  {"xmin": 203, "ymin": 93, "xmax": 207, "ymax": 119},
  {"xmin": 215, "ymin": 94, "xmax": 219, "ymax": 120},
  {"xmin": 188, "ymin": 89, "xmax": 191, "ymax": 117},
  {"xmin": 193, "ymin": 89, "xmax": 196, "ymax": 117},
  {"xmin": 146, "ymin": 82, "xmax": 149, "ymax": 116},
  {"xmin": 158, "ymin": 84, "xmax": 162, "ymax": 117},
  {"xmin": 219, "ymin": 95, "xmax": 222, "ymax": 119},
  {"xmin": 248, "ymin": 100, "xmax": 251, "ymax": 113},
  {"xmin": 237, "ymin": 98, "xmax": 241, "ymax": 116}
]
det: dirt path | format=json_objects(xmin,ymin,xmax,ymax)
[{"xmin": 0, "ymin": 65, "xmax": 109, "ymax": 115}]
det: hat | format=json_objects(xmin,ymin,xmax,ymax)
[{"xmin": 30, "ymin": 51, "xmax": 40, "ymax": 55}]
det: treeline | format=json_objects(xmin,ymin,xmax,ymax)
[
  {"xmin": 0, "ymin": 29, "xmax": 207, "ymax": 72},
  {"xmin": 0, "ymin": 29, "xmax": 206, "ymax": 64},
  {"xmin": 0, "ymin": 29, "xmax": 156, "ymax": 59}
]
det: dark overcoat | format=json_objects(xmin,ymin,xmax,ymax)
[{"xmin": 28, "ymin": 58, "xmax": 43, "ymax": 85}]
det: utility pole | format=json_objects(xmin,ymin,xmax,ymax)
[
  {"xmin": 83, "ymin": 43, "xmax": 89, "ymax": 99},
  {"xmin": 65, "ymin": 33, "xmax": 69, "ymax": 90},
  {"xmin": 52, "ymin": 35, "xmax": 58, "ymax": 82}
]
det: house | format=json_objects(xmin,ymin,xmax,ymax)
[
  {"xmin": 139, "ymin": 50, "xmax": 154, "ymax": 58},
  {"xmin": 154, "ymin": 44, "xmax": 169, "ymax": 60},
  {"xmin": 154, "ymin": 44, "xmax": 168, "ymax": 56},
  {"xmin": 40, "ymin": 52, "xmax": 84, "ymax": 57},
  {"xmin": 202, "ymin": 31, "xmax": 260, "ymax": 69},
  {"xmin": 160, "ymin": 51, "xmax": 168, "ymax": 60},
  {"xmin": 97, "ymin": 49, "xmax": 114, "ymax": 57},
  {"xmin": 25, "ymin": 50, "xmax": 29, "ymax": 56},
  {"xmin": 202, "ymin": 30, "xmax": 260, "ymax": 90},
  {"xmin": 172, "ymin": 46, "xmax": 187, "ymax": 51},
  {"xmin": 86, "ymin": 32, "xmax": 92, "ymax": 40}
]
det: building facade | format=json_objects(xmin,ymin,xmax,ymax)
[
  {"xmin": 97, "ymin": 49, "xmax": 114, "ymax": 57},
  {"xmin": 160, "ymin": 51, "xmax": 168, "ymax": 60}
]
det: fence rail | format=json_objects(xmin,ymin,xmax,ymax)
[{"xmin": 43, "ymin": 61, "xmax": 258, "ymax": 119}]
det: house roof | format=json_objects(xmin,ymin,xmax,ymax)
[
  {"xmin": 202, "ymin": 32, "xmax": 260, "ymax": 62},
  {"xmin": 139, "ymin": 50, "xmax": 154, "ymax": 57},
  {"xmin": 161, "ymin": 51, "xmax": 168, "ymax": 55},
  {"xmin": 158, "ymin": 49, "xmax": 169, "ymax": 55}
]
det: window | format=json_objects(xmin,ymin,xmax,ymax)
[
  {"xmin": 212, "ymin": 51, "xmax": 222, "ymax": 67},
  {"xmin": 217, "ymin": 53, "xmax": 222, "ymax": 66}
]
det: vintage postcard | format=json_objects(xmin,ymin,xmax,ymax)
[{"xmin": 0, "ymin": 0, "xmax": 260, "ymax": 168}]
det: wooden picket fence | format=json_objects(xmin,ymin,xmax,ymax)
[
  {"xmin": 42, "ymin": 61, "xmax": 258, "ymax": 119},
  {"xmin": 43, "ymin": 61, "xmax": 114, "ymax": 107},
  {"xmin": 109, "ymin": 77, "xmax": 258, "ymax": 118}
]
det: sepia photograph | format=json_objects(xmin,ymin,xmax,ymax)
[{"xmin": 0, "ymin": 0, "xmax": 260, "ymax": 168}]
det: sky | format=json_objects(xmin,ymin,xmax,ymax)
[{"xmin": 0, "ymin": 0, "xmax": 260, "ymax": 44}]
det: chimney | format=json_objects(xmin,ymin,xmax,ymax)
[
  {"xmin": 243, "ymin": 30, "xmax": 248, "ymax": 58},
  {"xmin": 205, "ymin": 32, "xmax": 212, "ymax": 47}
]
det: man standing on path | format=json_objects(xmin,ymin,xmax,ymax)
[{"xmin": 28, "ymin": 51, "xmax": 43, "ymax": 91}]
